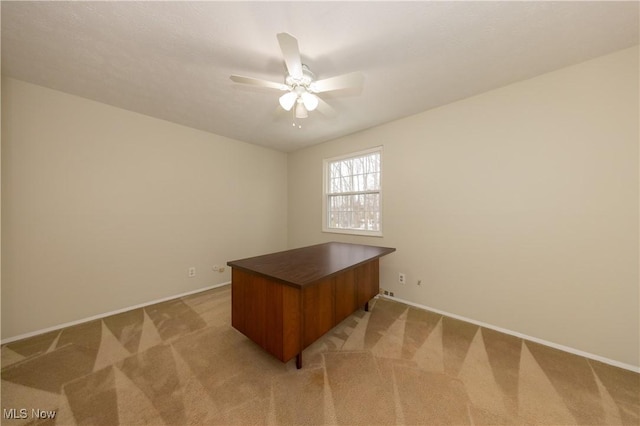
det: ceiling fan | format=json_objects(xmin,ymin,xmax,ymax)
[{"xmin": 230, "ymin": 33, "xmax": 364, "ymax": 123}]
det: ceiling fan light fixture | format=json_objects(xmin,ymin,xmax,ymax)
[
  {"xmin": 295, "ymin": 101, "xmax": 308, "ymax": 118},
  {"xmin": 279, "ymin": 92, "xmax": 297, "ymax": 111},
  {"xmin": 301, "ymin": 92, "xmax": 319, "ymax": 111}
]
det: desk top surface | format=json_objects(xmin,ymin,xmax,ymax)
[{"xmin": 227, "ymin": 242, "xmax": 396, "ymax": 288}]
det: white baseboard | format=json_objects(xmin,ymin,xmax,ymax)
[
  {"xmin": 5, "ymin": 283, "xmax": 637, "ymax": 374},
  {"xmin": 1, "ymin": 282, "xmax": 231, "ymax": 345},
  {"xmin": 377, "ymin": 294, "xmax": 640, "ymax": 373}
]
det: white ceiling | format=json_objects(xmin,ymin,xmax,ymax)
[{"xmin": 2, "ymin": 1, "xmax": 638, "ymax": 152}]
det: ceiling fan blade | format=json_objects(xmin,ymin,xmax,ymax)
[
  {"xmin": 230, "ymin": 75, "xmax": 288, "ymax": 91},
  {"xmin": 316, "ymin": 97, "xmax": 337, "ymax": 118},
  {"xmin": 311, "ymin": 72, "xmax": 364, "ymax": 93},
  {"xmin": 276, "ymin": 33, "xmax": 303, "ymax": 79}
]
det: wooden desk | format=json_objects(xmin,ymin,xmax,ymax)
[{"xmin": 227, "ymin": 242, "xmax": 396, "ymax": 368}]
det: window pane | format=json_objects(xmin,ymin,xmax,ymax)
[
  {"xmin": 327, "ymin": 193, "xmax": 380, "ymax": 230},
  {"xmin": 328, "ymin": 152, "xmax": 380, "ymax": 195}
]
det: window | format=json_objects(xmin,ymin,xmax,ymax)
[{"xmin": 323, "ymin": 147, "xmax": 382, "ymax": 236}]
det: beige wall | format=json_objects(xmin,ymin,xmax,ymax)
[
  {"xmin": 2, "ymin": 47, "xmax": 638, "ymax": 367},
  {"xmin": 1, "ymin": 77, "xmax": 288, "ymax": 339},
  {"xmin": 288, "ymin": 47, "xmax": 639, "ymax": 367}
]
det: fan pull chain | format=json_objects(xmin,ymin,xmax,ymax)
[{"xmin": 292, "ymin": 109, "xmax": 302, "ymax": 129}]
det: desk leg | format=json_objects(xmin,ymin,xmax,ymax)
[
  {"xmin": 364, "ymin": 301, "xmax": 369, "ymax": 312},
  {"xmin": 296, "ymin": 353, "xmax": 302, "ymax": 369}
]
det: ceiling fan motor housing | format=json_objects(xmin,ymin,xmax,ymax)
[{"xmin": 285, "ymin": 64, "xmax": 315, "ymax": 90}]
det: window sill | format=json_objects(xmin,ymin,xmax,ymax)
[{"xmin": 322, "ymin": 228, "xmax": 383, "ymax": 238}]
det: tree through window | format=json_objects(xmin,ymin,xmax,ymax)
[{"xmin": 323, "ymin": 147, "xmax": 382, "ymax": 236}]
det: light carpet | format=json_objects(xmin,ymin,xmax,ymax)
[{"xmin": 1, "ymin": 285, "xmax": 638, "ymax": 425}]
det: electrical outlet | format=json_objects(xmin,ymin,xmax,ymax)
[
  {"xmin": 212, "ymin": 265, "xmax": 225, "ymax": 273},
  {"xmin": 399, "ymin": 273, "xmax": 406, "ymax": 284},
  {"xmin": 389, "ymin": 291, "xmax": 395, "ymax": 297},
  {"xmin": 384, "ymin": 290, "xmax": 389, "ymax": 296},
  {"xmin": 188, "ymin": 267, "xmax": 196, "ymax": 277}
]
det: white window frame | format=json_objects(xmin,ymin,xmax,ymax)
[{"xmin": 322, "ymin": 146, "xmax": 383, "ymax": 237}]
